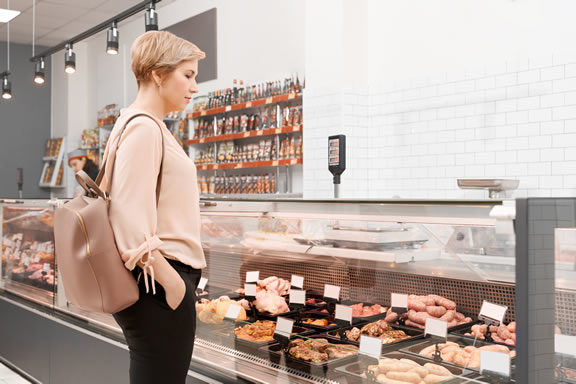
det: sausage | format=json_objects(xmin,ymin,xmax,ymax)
[
  {"xmin": 385, "ymin": 371, "xmax": 422, "ymax": 384},
  {"xmin": 505, "ymin": 338, "xmax": 515, "ymax": 345},
  {"xmin": 408, "ymin": 309, "xmax": 431, "ymax": 325},
  {"xmin": 454, "ymin": 312, "xmax": 465, "ymax": 321},
  {"xmin": 507, "ymin": 321, "xmax": 516, "ymax": 333},
  {"xmin": 419, "ymin": 345, "xmax": 436, "ymax": 358},
  {"xmin": 423, "ymin": 374, "xmax": 451, "ymax": 383},
  {"xmin": 489, "ymin": 325, "xmax": 499, "ymax": 333},
  {"xmin": 497, "ymin": 325, "xmax": 512, "ymax": 340},
  {"xmin": 385, "ymin": 311, "xmax": 399, "ymax": 323},
  {"xmin": 408, "ymin": 297, "xmax": 427, "ymax": 312},
  {"xmin": 439, "ymin": 310, "xmax": 455, "ymax": 322},
  {"xmin": 405, "ymin": 320, "xmax": 426, "ymax": 329},
  {"xmin": 426, "ymin": 305, "xmax": 447, "ymax": 318},
  {"xmin": 491, "ymin": 334, "xmax": 505, "ymax": 343},
  {"xmin": 423, "ymin": 363, "xmax": 452, "ymax": 376},
  {"xmin": 430, "ymin": 295, "xmax": 457, "ymax": 310}
]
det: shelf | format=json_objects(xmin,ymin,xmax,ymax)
[
  {"xmin": 39, "ymin": 183, "xmax": 65, "ymax": 189},
  {"xmin": 200, "ymin": 193, "xmax": 303, "ymax": 199},
  {"xmin": 196, "ymin": 158, "xmax": 302, "ymax": 171},
  {"xmin": 42, "ymin": 156, "xmax": 57, "ymax": 161},
  {"xmin": 188, "ymin": 92, "xmax": 301, "ymax": 118},
  {"xmin": 187, "ymin": 125, "xmax": 302, "ymax": 145}
]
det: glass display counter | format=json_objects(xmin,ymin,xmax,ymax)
[{"xmin": 1, "ymin": 197, "xmax": 571, "ymax": 383}]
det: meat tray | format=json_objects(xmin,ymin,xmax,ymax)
[
  {"xmin": 260, "ymin": 336, "xmax": 360, "ymax": 376},
  {"xmin": 398, "ymin": 316, "xmax": 477, "ymax": 333},
  {"xmin": 215, "ymin": 321, "xmax": 316, "ymax": 350},
  {"xmin": 306, "ymin": 300, "xmax": 387, "ymax": 324},
  {"xmin": 296, "ymin": 312, "xmax": 342, "ymax": 332},
  {"xmin": 450, "ymin": 322, "xmax": 517, "ymax": 347},
  {"xmin": 399, "ymin": 334, "xmax": 516, "ymax": 372},
  {"xmin": 334, "ymin": 352, "xmax": 475, "ymax": 384},
  {"xmin": 321, "ymin": 322, "xmax": 424, "ymax": 352}
]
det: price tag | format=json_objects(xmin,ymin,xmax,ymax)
[
  {"xmin": 480, "ymin": 351, "xmax": 511, "ymax": 378},
  {"xmin": 289, "ymin": 289, "xmax": 306, "ymax": 305},
  {"xmin": 243, "ymin": 132, "xmax": 250, "ymax": 138},
  {"xmin": 391, "ymin": 293, "xmax": 408, "ymax": 313},
  {"xmin": 197, "ymin": 277, "xmax": 208, "ymax": 291},
  {"xmin": 246, "ymin": 102, "xmax": 252, "ymax": 108},
  {"xmin": 201, "ymin": 111, "xmax": 206, "ymax": 116},
  {"xmin": 225, "ymin": 106, "xmax": 232, "ymax": 112},
  {"xmin": 288, "ymin": 93, "xmax": 296, "ymax": 99},
  {"xmin": 43, "ymin": 263, "xmax": 50, "ymax": 272},
  {"xmin": 224, "ymin": 304, "xmax": 242, "ymax": 320},
  {"xmin": 290, "ymin": 159, "xmax": 297, "ymax": 165},
  {"xmin": 291, "ymin": 275, "xmax": 304, "ymax": 289},
  {"xmin": 257, "ymin": 130, "xmax": 263, "ymax": 136},
  {"xmin": 235, "ymin": 163, "xmax": 242, "ymax": 169},
  {"xmin": 272, "ymin": 160, "xmax": 279, "ymax": 166},
  {"xmin": 335, "ymin": 304, "xmax": 353, "ymax": 324},
  {"xmin": 266, "ymin": 97, "xmax": 273, "ymax": 104},
  {"xmin": 479, "ymin": 300, "xmax": 508, "ymax": 325},
  {"xmin": 275, "ymin": 128, "xmax": 281, "ymax": 134},
  {"xmin": 244, "ymin": 283, "xmax": 257, "ymax": 297},
  {"xmin": 425, "ymin": 318, "xmax": 448, "ymax": 340},
  {"xmin": 324, "ymin": 284, "xmax": 341, "ymax": 300},
  {"xmin": 199, "ymin": 138, "xmax": 205, "ymax": 143},
  {"xmin": 359, "ymin": 335, "xmax": 382, "ymax": 359},
  {"xmin": 23, "ymin": 256, "xmax": 30, "ymax": 267},
  {"xmin": 246, "ymin": 271, "xmax": 260, "ymax": 283},
  {"xmin": 275, "ymin": 317, "xmax": 295, "ymax": 338}
]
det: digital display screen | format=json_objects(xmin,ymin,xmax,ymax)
[{"xmin": 329, "ymin": 138, "xmax": 340, "ymax": 166}]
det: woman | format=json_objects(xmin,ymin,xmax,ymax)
[
  {"xmin": 99, "ymin": 31, "xmax": 206, "ymax": 384},
  {"xmin": 67, "ymin": 148, "xmax": 99, "ymax": 180}
]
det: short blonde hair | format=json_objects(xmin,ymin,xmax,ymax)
[{"xmin": 131, "ymin": 31, "xmax": 205, "ymax": 86}]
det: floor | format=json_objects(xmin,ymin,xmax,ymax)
[{"xmin": 0, "ymin": 362, "xmax": 31, "ymax": 384}]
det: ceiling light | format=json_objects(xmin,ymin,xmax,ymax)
[
  {"xmin": 145, "ymin": 2, "xmax": 158, "ymax": 31},
  {"xmin": 2, "ymin": 73, "xmax": 12, "ymax": 100},
  {"xmin": 106, "ymin": 21, "xmax": 119, "ymax": 55},
  {"xmin": 34, "ymin": 57, "xmax": 45, "ymax": 85},
  {"xmin": 0, "ymin": 8, "xmax": 19, "ymax": 23},
  {"xmin": 64, "ymin": 43, "xmax": 75, "ymax": 74}
]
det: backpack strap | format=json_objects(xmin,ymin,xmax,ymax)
[{"xmin": 94, "ymin": 113, "xmax": 165, "ymax": 205}]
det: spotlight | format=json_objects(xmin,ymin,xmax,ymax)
[
  {"xmin": 106, "ymin": 21, "xmax": 119, "ymax": 55},
  {"xmin": 145, "ymin": 2, "xmax": 158, "ymax": 31},
  {"xmin": 64, "ymin": 43, "xmax": 76, "ymax": 74},
  {"xmin": 34, "ymin": 57, "xmax": 46, "ymax": 85},
  {"xmin": 2, "ymin": 74, "xmax": 12, "ymax": 100}
]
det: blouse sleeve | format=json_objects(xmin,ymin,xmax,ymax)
[{"xmin": 108, "ymin": 116, "xmax": 164, "ymax": 272}]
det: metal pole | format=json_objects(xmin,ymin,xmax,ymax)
[{"xmin": 334, "ymin": 183, "xmax": 340, "ymax": 199}]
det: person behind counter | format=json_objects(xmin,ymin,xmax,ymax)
[
  {"xmin": 67, "ymin": 149, "xmax": 100, "ymax": 180},
  {"xmin": 98, "ymin": 31, "xmax": 206, "ymax": 384}
]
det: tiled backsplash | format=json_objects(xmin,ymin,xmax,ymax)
[{"xmin": 304, "ymin": 56, "xmax": 576, "ymax": 199}]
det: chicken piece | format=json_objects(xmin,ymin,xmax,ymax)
[
  {"xmin": 254, "ymin": 291, "xmax": 289, "ymax": 315},
  {"xmin": 345, "ymin": 327, "xmax": 362, "ymax": 341}
]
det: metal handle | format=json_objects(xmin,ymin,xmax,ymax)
[{"xmin": 199, "ymin": 201, "xmax": 217, "ymax": 208}]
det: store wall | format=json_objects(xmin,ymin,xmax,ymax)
[
  {"xmin": 0, "ymin": 42, "xmax": 51, "ymax": 199},
  {"xmin": 303, "ymin": 0, "xmax": 576, "ymax": 199}
]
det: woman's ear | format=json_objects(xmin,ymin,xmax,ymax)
[{"xmin": 151, "ymin": 70, "xmax": 162, "ymax": 88}]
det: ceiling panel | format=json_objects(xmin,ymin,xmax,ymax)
[{"xmin": 43, "ymin": 0, "xmax": 104, "ymax": 9}]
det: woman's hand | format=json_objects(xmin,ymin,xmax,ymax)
[{"xmin": 139, "ymin": 250, "xmax": 186, "ymax": 310}]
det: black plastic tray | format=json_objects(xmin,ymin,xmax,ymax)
[
  {"xmin": 400, "ymin": 334, "xmax": 516, "ymax": 371},
  {"xmin": 396, "ymin": 315, "xmax": 477, "ymax": 333},
  {"xmin": 335, "ymin": 352, "xmax": 473, "ymax": 384},
  {"xmin": 451, "ymin": 322, "xmax": 517, "ymax": 347},
  {"xmin": 296, "ymin": 312, "xmax": 342, "ymax": 332},
  {"xmin": 322, "ymin": 322, "xmax": 424, "ymax": 350},
  {"xmin": 215, "ymin": 322, "xmax": 316, "ymax": 349},
  {"xmin": 260, "ymin": 336, "xmax": 359, "ymax": 375},
  {"xmin": 306, "ymin": 300, "xmax": 387, "ymax": 324}
]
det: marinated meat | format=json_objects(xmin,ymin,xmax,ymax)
[
  {"xmin": 344, "ymin": 320, "xmax": 410, "ymax": 344},
  {"xmin": 234, "ymin": 320, "xmax": 276, "ymax": 342},
  {"xmin": 287, "ymin": 338, "xmax": 358, "ymax": 362},
  {"xmin": 349, "ymin": 303, "xmax": 385, "ymax": 317},
  {"xmin": 302, "ymin": 318, "xmax": 335, "ymax": 327}
]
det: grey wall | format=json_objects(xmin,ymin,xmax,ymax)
[{"xmin": 0, "ymin": 42, "xmax": 51, "ymax": 198}]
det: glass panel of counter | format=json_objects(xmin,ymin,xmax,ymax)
[{"xmin": 1, "ymin": 200, "xmax": 57, "ymax": 308}]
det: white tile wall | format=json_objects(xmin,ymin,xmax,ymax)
[{"xmin": 304, "ymin": 56, "xmax": 576, "ymax": 199}]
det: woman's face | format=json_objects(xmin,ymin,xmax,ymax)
[
  {"xmin": 69, "ymin": 158, "xmax": 86, "ymax": 173},
  {"xmin": 159, "ymin": 60, "xmax": 199, "ymax": 112}
]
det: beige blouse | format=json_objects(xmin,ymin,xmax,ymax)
[{"xmin": 100, "ymin": 107, "xmax": 206, "ymax": 278}]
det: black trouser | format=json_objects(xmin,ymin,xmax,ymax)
[{"xmin": 113, "ymin": 259, "xmax": 201, "ymax": 384}]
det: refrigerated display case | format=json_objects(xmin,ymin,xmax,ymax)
[{"xmin": 0, "ymin": 198, "xmax": 573, "ymax": 384}]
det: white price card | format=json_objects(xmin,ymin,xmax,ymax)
[
  {"xmin": 197, "ymin": 277, "xmax": 208, "ymax": 291},
  {"xmin": 359, "ymin": 335, "xmax": 382, "ymax": 359},
  {"xmin": 23, "ymin": 256, "xmax": 30, "ymax": 267},
  {"xmin": 224, "ymin": 304, "xmax": 242, "ymax": 320},
  {"xmin": 43, "ymin": 263, "xmax": 50, "ymax": 273},
  {"xmin": 291, "ymin": 275, "xmax": 304, "ymax": 289},
  {"xmin": 391, "ymin": 293, "xmax": 408, "ymax": 310},
  {"xmin": 275, "ymin": 317, "xmax": 295, "ymax": 338},
  {"xmin": 246, "ymin": 271, "xmax": 260, "ymax": 283},
  {"xmin": 244, "ymin": 283, "xmax": 257, "ymax": 297},
  {"xmin": 335, "ymin": 304, "xmax": 353, "ymax": 324},
  {"xmin": 289, "ymin": 289, "xmax": 306, "ymax": 305},
  {"xmin": 324, "ymin": 284, "xmax": 341, "ymax": 300},
  {"xmin": 425, "ymin": 318, "xmax": 448, "ymax": 339},
  {"xmin": 479, "ymin": 300, "xmax": 507, "ymax": 325},
  {"xmin": 480, "ymin": 351, "xmax": 511, "ymax": 377}
]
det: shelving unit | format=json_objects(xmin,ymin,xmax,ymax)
[
  {"xmin": 39, "ymin": 137, "xmax": 67, "ymax": 189},
  {"xmin": 196, "ymin": 157, "xmax": 302, "ymax": 171},
  {"xmin": 188, "ymin": 125, "xmax": 302, "ymax": 145},
  {"xmin": 80, "ymin": 124, "xmax": 112, "ymax": 166},
  {"xmin": 188, "ymin": 92, "xmax": 300, "ymax": 119}
]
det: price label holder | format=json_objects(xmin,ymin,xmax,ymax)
[
  {"xmin": 479, "ymin": 300, "xmax": 507, "ymax": 326},
  {"xmin": 289, "ymin": 289, "xmax": 306, "ymax": 324},
  {"xmin": 291, "ymin": 275, "xmax": 304, "ymax": 289},
  {"xmin": 480, "ymin": 351, "xmax": 511, "ymax": 384},
  {"xmin": 196, "ymin": 277, "xmax": 208, "ymax": 294},
  {"xmin": 359, "ymin": 335, "xmax": 382, "ymax": 361},
  {"xmin": 324, "ymin": 284, "xmax": 341, "ymax": 315},
  {"xmin": 274, "ymin": 317, "xmax": 295, "ymax": 352},
  {"xmin": 224, "ymin": 303, "xmax": 242, "ymax": 324},
  {"xmin": 335, "ymin": 304, "xmax": 353, "ymax": 340},
  {"xmin": 246, "ymin": 271, "xmax": 259, "ymax": 283},
  {"xmin": 42, "ymin": 263, "xmax": 51, "ymax": 273},
  {"xmin": 425, "ymin": 318, "xmax": 448, "ymax": 363},
  {"xmin": 244, "ymin": 283, "xmax": 257, "ymax": 298},
  {"xmin": 391, "ymin": 293, "xmax": 408, "ymax": 315}
]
